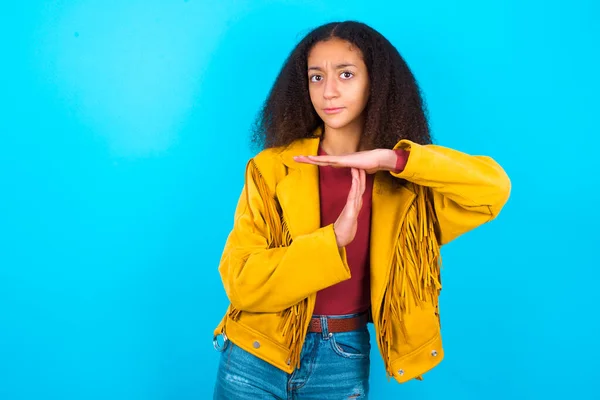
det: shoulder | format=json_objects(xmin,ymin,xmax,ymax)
[
  {"xmin": 252, "ymin": 146, "xmax": 286, "ymax": 168},
  {"xmin": 251, "ymin": 137, "xmax": 316, "ymax": 171},
  {"xmin": 245, "ymin": 144, "xmax": 289, "ymax": 192},
  {"xmin": 246, "ymin": 137, "xmax": 319, "ymax": 188}
]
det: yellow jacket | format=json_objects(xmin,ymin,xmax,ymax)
[{"xmin": 213, "ymin": 136, "xmax": 511, "ymax": 383}]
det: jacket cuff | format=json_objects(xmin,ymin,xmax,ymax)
[{"xmin": 393, "ymin": 148, "xmax": 410, "ymax": 173}]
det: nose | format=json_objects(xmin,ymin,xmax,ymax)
[{"xmin": 323, "ymin": 76, "xmax": 339, "ymax": 100}]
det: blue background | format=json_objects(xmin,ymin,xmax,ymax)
[{"xmin": 1, "ymin": 1, "xmax": 598, "ymax": 399}]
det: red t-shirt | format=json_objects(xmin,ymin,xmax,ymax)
[{"xmin": 312, "ymin": 147, "xmax": 409, "ymax": 316}]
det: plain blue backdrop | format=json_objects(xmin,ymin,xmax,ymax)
[{"xmin": 1, "ymin": 1, "xmax": 598, "ymax": 399}]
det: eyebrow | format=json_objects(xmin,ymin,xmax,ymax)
[{"xmin": 307, "ymin": 63, "xmax": 357, "ymax": 71}]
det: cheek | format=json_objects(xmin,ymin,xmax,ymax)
[
  {"xmin": 356, "ymin": 87, "xmax": 370, "ymax": 113},
  {"xmin": 359, "ymin": 79, "xmax": 370, "ymax": 105},
  {"xmin": 348, "ymin": 82, "xmax": 370, "ymax": 110},
  {"xmin": 308, "ymin": 86, "xmax": 320, "ymax": 107}
]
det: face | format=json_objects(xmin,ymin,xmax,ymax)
[{"xmin": 307, "ymin": 38, "xmax": 370, "ymax": 131}]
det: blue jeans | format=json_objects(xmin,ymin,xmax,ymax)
[{"xmin": 213, "ymin": 314, "xmax": 371, "ymax": 399}]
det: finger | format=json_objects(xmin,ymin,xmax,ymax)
[
  {"xmin": 293, "ymin": 155, "xmax": 341, "ymax": 164},
  {"xmin": 293, "ymin": 156, "xmax": 341, "ymax": 167},
  {"xmin": 310, "ymin": 161, "xmax": 337, "ymax": 167},
  {"xmin": 350, "ymin": 168, "xmax": 359, "ymax": 203},
  {"xmin": 307, "ymin": 155, "xmax": 342, "ymax": 164},
  {"xmin": 352, "ymin": 168, "xmax": 362, "ymax": 212},
  {"xmin": 351, "ymin": 167, "xmax": 360, "ymax": 185},
  {"xmin": 313, "ymin": 158, "xmax": 345, "ymax": 168},
  {"xmin": 347, "ymin": 168, "xmax": 359, "ymax": 212},
  {"xmin": 356, "ymin": 169, "xmax": 366, "ymax": 211},
  {"xmin": 349, "ymin": 168, "xmax": 358, "ymax": 199},
  {"xmin": 359, "ymin": 169, "xmax": 366, "ymax": 194},
  {"xmin": 293, "ymin": 156, "xmax": 325, "ymax": 165}
]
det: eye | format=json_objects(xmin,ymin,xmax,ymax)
[
  {"xmin": 340, "ymin": 71, "xmax": 354, "ymax": 79},
  {"xmin": 309, "ymin": 75, "xmax": 323, "ymax": 83}
]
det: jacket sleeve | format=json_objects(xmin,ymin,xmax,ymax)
[
  {"xmin": 390, "ymin": 139, "xmax": 511, "ymax": 245},
  {"xmin": 218, "ymin": 159, "xmax": 351, "ymax": 313}
]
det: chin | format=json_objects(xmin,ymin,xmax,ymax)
[
  {"xmin": 323, "ymin": 122, "xmax": 349, "ymax": 130},
  {"xmin": 320, "ymin": 116, "xmax": 353, "ymax": 130}
]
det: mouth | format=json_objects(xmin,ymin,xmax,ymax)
[{"xmin": 323, "ymin": 107, "xmax": 344, "ymax": 115}]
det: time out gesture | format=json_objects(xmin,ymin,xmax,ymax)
[{"xmin": 293, "ymin": 149, "xmax": 402, "ymax": 248}]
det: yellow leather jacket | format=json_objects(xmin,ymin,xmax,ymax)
[{"xmin": 213, "ymin": 136, "xmax": 511, "ymax": 383}]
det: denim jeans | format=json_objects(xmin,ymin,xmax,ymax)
[{"xmin": 213, "ymin": 313, "xmax": 371, "ymax": 399}]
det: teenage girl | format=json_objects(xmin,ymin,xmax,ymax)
[{"xmin": 212, "ymin": 20, "xmax": 511, "ymax": 399}]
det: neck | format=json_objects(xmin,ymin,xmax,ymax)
[{"xmin": 320, "ymin": 118, "xmax": 365, "ymax": 155}]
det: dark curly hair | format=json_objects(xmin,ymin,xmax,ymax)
[{"xmin": 251, "ymin": 20, "xmax": 432, "ymax": 152}]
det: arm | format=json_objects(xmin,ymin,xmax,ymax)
[
  {"xmin": 218, "ymin": 159, "xmax": 351, "ymax": 313},
  {"xmin": 389, "ymin": 140, "xmax": 511, "ymax": 245}
]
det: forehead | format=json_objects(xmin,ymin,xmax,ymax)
[{"xmin": 307, "ymin": 38, "xmax": 364, "ymax": 66}]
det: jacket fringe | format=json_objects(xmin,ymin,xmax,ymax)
[
  {"xmin": 227, "ymin": 159, "xmax": 309, "ymax": 369},
  {"xmin": 377, "ymin": 185, "xmax": 442, "ymax": 378}
]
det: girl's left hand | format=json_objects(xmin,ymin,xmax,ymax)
[{"xmin": 293, "ymin": 149, "xmax": 397, "ymax": 174}]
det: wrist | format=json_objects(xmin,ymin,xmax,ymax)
[{"xmin": 380, "ymin": 149, "xmax": 399, "ymax": 172}]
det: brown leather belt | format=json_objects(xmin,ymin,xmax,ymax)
[{"xmin": 308, "ymin": 313, "xmax": 369, "ymax": 333}]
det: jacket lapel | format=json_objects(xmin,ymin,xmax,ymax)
[{"xmin": 277, "ymin": 138, "xmax": 322, "ymax": 238}]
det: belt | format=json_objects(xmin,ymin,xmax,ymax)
[{"xmin": 308, "ymin": 313, "xmax": 369, "ymax": 333}]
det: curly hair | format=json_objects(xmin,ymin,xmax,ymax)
[{"xmin": 251, "ymin": 20, "xmax": 432, "ymax": 152}]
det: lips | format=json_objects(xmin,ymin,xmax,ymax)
[{"xmin": 323, "ymin": 107, "xmax": 344, "ymax": 115}]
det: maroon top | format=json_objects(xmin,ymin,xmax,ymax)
[{"xmin": 313, "ymin": 147, "xmax": 409, "ymax": 316}]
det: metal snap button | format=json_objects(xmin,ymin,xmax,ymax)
[
  {"xmin": 398, "ymin": 369, "xmax": 404, "ymax": 376},
  {"xmin": 431, "ymin": 350, "xmax": 438, "ymax": 357},
  {"xmin": 253, "ymin": 340, "xmax": 260, "ymax": 349}
]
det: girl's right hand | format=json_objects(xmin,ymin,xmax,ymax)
[{"xmin": 333, "ymin": 168, "xmax": 366, "ymax": 248}]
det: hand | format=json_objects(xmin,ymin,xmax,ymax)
[
  {"xmin": 333, "ymin": 168, "xmax": 366, "ymax": 247},
  {"xmin": 293, "ymin": 149, "xmax": 397, "ymax": 174}
]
